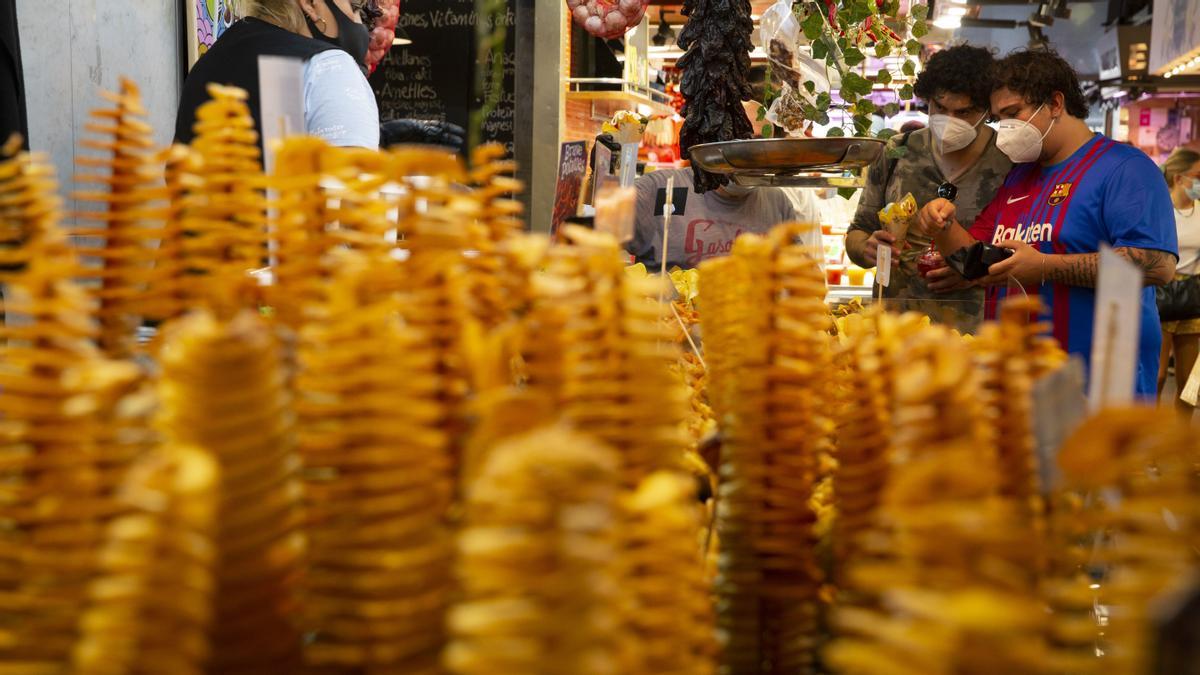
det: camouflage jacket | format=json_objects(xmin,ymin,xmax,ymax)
[{"xmin": 847, "ymin": 128, "xmax": 1012, "ymax": 334}]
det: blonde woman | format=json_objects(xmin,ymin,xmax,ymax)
[
  {"xmin": 174, "ymin": 0, "xmax": 379, "ymax": 149},
  {"xmin": 1158, "ymin": 148, "xmax": 1200, "ymax": 412}
]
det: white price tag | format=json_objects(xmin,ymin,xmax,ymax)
[
  {"xmin": 1031, "ymin": 357, "xmax": 1087, "ymax": 494},
  {"xmin": 1088, "ymin": 245, "xmax": 1142, "ymax": 410},
  {"xmin": 1180, "ymin": 354, "xmax": 1200, "ymax": 407},
  {"xmin": 257, "ymin": 55, "xmax": 306, "ymax": 174},
  {"xmin": 618, "ymin": 142, "xmax": 640, "ymax": 187},
  {"xmin": 876, "ymin": 245, "xmax": 892, "ymax": 288}
]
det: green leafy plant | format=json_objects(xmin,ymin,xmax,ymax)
[{"xmin": 766, "ymin": 0, "xmax": 928, "ymax": 141}]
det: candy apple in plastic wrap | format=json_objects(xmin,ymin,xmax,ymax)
[{"xmin": 568, "ymin": 0, "xmax": 649, "ymax": 40}]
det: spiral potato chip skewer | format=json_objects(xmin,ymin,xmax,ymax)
[
  {"xmin": 466, "ymin": 143, "xmax": 525, "ymax": 330},
  {"xmin": 296, "ymin": 250, "xmax": 453, "ymax": 674},
  {"xmin": 828, "ymin": 327, "xmax": 1048, "ymax": 675},
  {"xmin": 554, "ymin": 227, "xmax": 690, "ymax": 489},
  {"xmin": 157, "ymin": 310, "xmax": 304, "ymax": 674},
  {"xmin": 1056, "ymin": 408, "xmax": 1200, "ymax": 674},
  {"xmin": 71, "ymin": 78, "xmax": 174, "ymax": 357},
  {"xmin": 269, "ymin": 136, "xmax": 334, "ymax": 328},
  {"xmin": 177, "ymin": 84, "xmax": 267, "ymax": 317},
  {"xmin": 0, "ymin": 135, "xmax": 65, "ymax": 276},
  {"xmin": 0, "ymin": 175, "xmax": 115, "ymax": 669},
  {"xmin": 699, "ymin": 226, "xmax": 830, "ymax": 674},
  {"xmin": 72, "ymin": 446, "xmax": 218, "ymax": 675},
  {"xmin": 445, "ymin": 425, "xmax": 627, "ymax": 675},
  {"xmin": 621, "ymin": 471, "xmax": 718, "ymax": 675}
]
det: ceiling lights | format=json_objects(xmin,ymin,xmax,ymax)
[{"xmin": 1163, "ymin": 54, "xmax": 1200, "ymax": 79}]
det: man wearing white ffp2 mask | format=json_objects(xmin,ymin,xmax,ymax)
[
  {"xmin": 915, "ymin": 48, "xmax": 1180, "ymax": 398},
  {"xmin": 994, "ymin": 102, "xmax": 1055, "ymax": 163},
  {"xmin": 928, "ymin": 108, "xmax": 987, "ymax": 155}
]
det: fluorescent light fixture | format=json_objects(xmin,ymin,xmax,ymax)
[
  {"xmin": 933, "ymin": 15, "xmax": 962, "ymax": 28},
  {"xmin": 945, "ymin": 6, "xmax": 968, "ymax": 16}
]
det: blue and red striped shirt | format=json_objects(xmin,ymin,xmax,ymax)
[{"xmin": 968, "ymin": 134, "xmax": 1178, "ymax": 397}]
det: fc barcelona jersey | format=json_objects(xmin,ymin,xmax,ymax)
[{"xmin": 967, "ymin": 134, "xmax": 1178, "ymax": 397}]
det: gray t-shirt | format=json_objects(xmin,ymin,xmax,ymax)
[
  {"xmin": 629, "ymin": 169, "xmax": 804, "ymax": 270},
  {"xmin": 848, "ymin": 128, "xmax": 1012, "ymax": 332}
]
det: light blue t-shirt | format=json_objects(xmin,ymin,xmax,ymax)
[{"xmin": 303, "ymin": 50, "xmax": 379, "ymax": 149}]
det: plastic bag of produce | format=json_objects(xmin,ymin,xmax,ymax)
[
  {"xmin": 760, "ymin": 0, "xmax": 803, "ymax": 91},
  {"xmin": 765, "ymin": 83, "xmax": 810, "ymax": 136}
]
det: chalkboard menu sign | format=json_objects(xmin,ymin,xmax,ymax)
[{"xmin": 369, "ymin": 0, "xmax": 516, "ymax": 154}]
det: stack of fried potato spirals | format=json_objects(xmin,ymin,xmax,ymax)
[
  {"xmin": 296, "ymin": 251, "xmax": 453, "ymax": 674},
  {"xmin": 6, "ymin": 73, "xmax": 1200, "ymax": 675},
  {"xmin": 157, "ymin": 311, "xmax": 304, "ymax": 674},
  {"xmin": 71, "ymin": 78, "xmax": 172, "ymax": 358},
  {"xmin": 699, "ymin": 227, "xmax": 830, "ymax": 674},
  {"xmin": 446, "ymin": 425, "xmax": 627, "ymax": 675}
]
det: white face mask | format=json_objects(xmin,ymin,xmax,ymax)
[
  {"xmin": 928, "ymin": 112, "xmax": 986, "ymax": 154},
  {"xmin": 996, "ymin": 103, "xmax": 1056, "ymax": 164},
  {"xmin": 1185, "ymin": 177, "xmax": 1200, "ymax": 201}
]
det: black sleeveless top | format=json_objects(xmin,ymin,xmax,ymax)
[{"xmin": 174, "ymin": 17, "xmax": 337, "ymax": 146}]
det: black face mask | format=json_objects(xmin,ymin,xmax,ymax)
[{"xmin": 306, "ymin": 2, "xmax": 370, "ymax": 71}]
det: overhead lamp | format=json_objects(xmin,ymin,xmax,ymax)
[
  {"xmin": 652, "ymin": 12, "xmax": 677, "ymax": 47},
  {"xmin": 933, "ymin": 15, "xmax": 962, "ymax": 29},
  {"xmin": 945, "ymin": 6, "xmax": 968, "ymax": 16},
  {"xmin": 392, "ymin": 25, "xmax": 413, "ymax": 46}
]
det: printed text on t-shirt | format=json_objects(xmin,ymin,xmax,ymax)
[
  {"xmin": 991, "ymin": 221, "xmax": 1055, "ymax": 246},
  {"xmin": 685, "ymin": 219, "xmax": 744, "ymax": 267}
]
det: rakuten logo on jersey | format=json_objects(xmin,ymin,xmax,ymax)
[{"xmin": 991, "ymin": 222, "xmax": 1054, "ymax": 245}]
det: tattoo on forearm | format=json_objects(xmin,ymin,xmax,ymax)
[
  {"xmin": 1047, "ymin": 253, "xmax": 1098, "ymax": 287},
  {"xmin": 1045, "ymin": 248, "xmax": 1172, "ymax": 287},
  {"xmin": 1114, "ymin": 247, "xmax": 1172, "ymax": 282}
]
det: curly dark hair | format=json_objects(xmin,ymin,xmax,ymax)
[
  {"xmin": 913, "ymin": 44, "xmax": 997, "ymax": 113},
  {"xmin": 992, "ymin": 48, "xmax": 1089, "ymax": 119}
]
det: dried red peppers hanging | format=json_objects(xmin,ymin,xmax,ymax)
[{"xmin": 677, "ymin": 0, "xmax": 755, "ymax": 193}]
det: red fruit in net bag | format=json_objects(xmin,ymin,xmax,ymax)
[
  {"xmin": 917, "ymin": 245, "xmax": 945, "ymax": 278},
  {"xmin": 366, "ymin": 0, "xmax": 401, "ymax": 75},
  {"xmin": 568, "ymin": 0, "xmax": 649, "ymax": 39}
]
